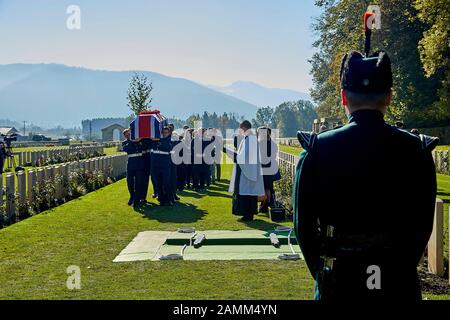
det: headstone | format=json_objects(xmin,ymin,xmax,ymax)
[
  {"xmin": 17, "ymin": 171, "xmax": 26, "ymax": 206},
  {"xmin": 5, "ymin": 174, "xmax": 15, "ymax": 221},
  {"xmin": 0, "ymin": 174, "xmax": 3, "ymax": 207},
  {"xmin": 428, "ymin": 198, "xmax": 444, "ymax": 276},
  {"xmin": 27, "ymin": 170, "xmax": 36, "ymax": 202}
]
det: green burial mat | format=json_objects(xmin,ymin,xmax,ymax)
[
  {"xmin": 113, "ymin": 231, "xmax": 171, "ymax": 262},
  {"xmin": 165, "ymin": 229, "xmax": 298, "ymax": 246},
  {"xmin": 157, "ymin": 244, "xmax": 302, "ymax": 261},
  {"xmin": 113, "ymin": 230, "xmax": 302, "ymax": 262}
]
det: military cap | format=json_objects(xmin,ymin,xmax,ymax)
[{"xmin": 340, "ymin": 50, "xmax": 392, "ymax": 93}]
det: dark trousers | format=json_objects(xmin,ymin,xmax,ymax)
[
  {"xmin": 151, "ymin": 155, "xmax": 171, "ymax": 204},
  {"xmin": 169, "ymin": 163, "xmax": 177, "ymax": 201},
  {"xmin": 215, "ymin": 163, "xmax": 221, "ymax": 181},
  {"xmin": 184, "ymin": 164, "xmax": 192, "ymax": 186},
  {"xmin": 177, "ymin": 164, "xmax": 186, "ymax": 190},
  {"xmin": 205, "ymin": 164, "xmax": 211, "ymax": 186},
  {"xmin": 192, "ymin": 164, "xmax": 208, "ymax": 189},
  {"xmin": 126, "ymin": 164, "xmax": 143, "ymax": 205},
  {"xmin": 141, "ymin": 154, "xmax": 151, "ymax": 200}
]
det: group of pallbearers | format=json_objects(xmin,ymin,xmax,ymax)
[
  {"xmin": 122, "ymin": 117, "xmax": 281, "ymax": 223},
  {"xmin": 122, "ymin": 124, "xmax": 223, "ymax": 207}
]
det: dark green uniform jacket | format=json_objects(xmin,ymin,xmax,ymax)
[{"xmin": 293, "ymin": 109, "xmax": 438, "ymax": 300}]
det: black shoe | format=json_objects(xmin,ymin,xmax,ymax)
[
  {"xmin": 238, "ymin": 216, "xmax": 253, "ymax": 222},
  {"xmin": 133, "ymin": 202, "xmax": 141, "ymax": 209},
  {"xmin": 128, "ymin": 198, "xmax": 133, "ymax": 206}
]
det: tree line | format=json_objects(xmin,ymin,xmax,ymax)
[
  {"xmin": 252, "ymin": 100, "xmax": 317, "ymax": 137},
  {"xmin": 310, "ymin": 0, "xmax": 449, "ymax": 128}
]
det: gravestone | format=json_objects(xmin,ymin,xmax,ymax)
[{"xmin": 428, "ymin": 199, "xmax": 444, "ymax": 276}]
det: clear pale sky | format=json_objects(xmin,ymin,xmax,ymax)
[{"xmin": 0, "ymin": 0, "xmax": 321, "ymax": 92}]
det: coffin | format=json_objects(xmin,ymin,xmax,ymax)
[{"xmin": 130, "ymin": 110, "xmax": 168, "ymax": 140}]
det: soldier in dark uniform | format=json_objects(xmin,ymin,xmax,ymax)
[
  {"xmin": 140, "ymin": 138, "xmax": 155, "ymax": 204},
  {"xmin": 293, "ymin": 50, "xmax": 438, "ymax": 301},
  {"xmin": 0, "ymin": 142, "xmax": 6, "ymax": 173},
  {"xmin": 151, "ymin": 126, "xmax": 173, "ymax": 206},
  {"xmin": 168, "ymin": 124, "xmax": 180, "ymax": 202},
  {"xmin": 122, "ymin": 128, "xmax": 144, "ymax": 208},
  {"xmin": 192, "ymin": 128, "xmax": 207, "ymax": 192}
]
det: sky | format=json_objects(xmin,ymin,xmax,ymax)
[{"xmin": 0, "ymin": 0, "xmax": 321, "ymax": 93}]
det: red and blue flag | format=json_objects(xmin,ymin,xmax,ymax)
[{"xmin": 130, "ymin": 110, "xmax": 167, "ymax": 140}]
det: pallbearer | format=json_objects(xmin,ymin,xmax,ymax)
[
  {"xmin": 140, "ymin": 138, "xmax": 154, "ymax": 204},
  {"xmin": 122, "ymin": 128, "xmax": 144, "ymax": 208},
  {"xmin": 151, "ymin": 127, "xmax": 173, "ymax": 206},
  {"xmin": 129, "ymin": 110, "xmax": 168, "ymax": 202},
  {"xmin": 168, "ymin": 123, "xmax": 180, "ymax": 202}
]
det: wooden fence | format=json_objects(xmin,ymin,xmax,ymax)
[
  {"xmin": 278, "ymin": 138, "xmax": 450, "ymax": 175},
  {"xmin": 12, "ymin": 145, "xmax": 104, "ymax": 167},
  {"xmin": 278, "ymin": 150, "xmax": 450, "ymax": 283},
  {"xmin": 0, "ymin": 153, "xmax": 127, "ymax": 222}
]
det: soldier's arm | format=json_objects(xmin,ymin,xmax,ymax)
[
  {"xmin": 122, "ymin": 140, "xmax": 132, "ymax": 153},
  {"xmin": 408, "ymin": 145, "xmax": 437, "ymax": 264},
  {"xmin": 293, "ymin": 133, "xmax": 321, "ymax": 278}
]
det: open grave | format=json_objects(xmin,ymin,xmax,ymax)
[{"xmin": 113, "ymin": 227, "xmax": 303, "ymax": 262}]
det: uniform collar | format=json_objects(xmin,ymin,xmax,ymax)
[{"xmin": 348, "ymin": 109, "xmax": 385, "ymax": 125}]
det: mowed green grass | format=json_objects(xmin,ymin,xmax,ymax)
[{"xmin": 0, "ymin": 163, "xmax": 313, "ymax": 300}]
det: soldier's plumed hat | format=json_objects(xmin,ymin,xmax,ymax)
[{"xmin": 340, "ymin": 50, "xmax": 392, "ymax": 94}]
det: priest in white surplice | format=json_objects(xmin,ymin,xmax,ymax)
[{"xmin": 225, "ymin": 120, "xmax": 265, "ymax": 221}]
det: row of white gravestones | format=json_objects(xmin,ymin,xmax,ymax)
[
  {"xmin": 433, "ymin": 150, "xmax": 450, "ymax": 175},
  {"xmin": 14, "ymin": 146, "xmax": 104, "ymax": 167},
  {"xmin": 0, "ymin": 154, "xmax": 127, "ymax": 222}
]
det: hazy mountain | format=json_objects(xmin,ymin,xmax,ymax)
[
  {"xmin": 209, "ymin": 81, "xmax": 311, "ymax": 108},
  {"xmin": 0, "ymin": 64, "xmax": 258, "ymax": 127}
]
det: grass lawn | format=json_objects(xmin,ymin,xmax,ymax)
[{"xmin": 0, "ymin": 163, "xmax": 313, "ymax": 300}]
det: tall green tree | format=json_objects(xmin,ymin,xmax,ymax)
[
  {"xmin": 126, "ymin": 73, "xmax": 153, "ymax": 116},
  {"xmin": 252, "ymin": 106, "xmax": 274, "ymax": 128},
  {"xmin": 413, "ymin": 0, "xmax": 450, "ymax": 125},
  {"xmin": 310, "ymin": 0, "xmax": 445, "ymax": 127}
]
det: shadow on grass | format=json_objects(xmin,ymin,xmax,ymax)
[
  {"xmin": 240, "ymin": 216, "xmax": 286, "ymax": 232},
  {"xmin": 178, "ymin": 180, "xmax": 232, "ymax": 199},
  {"xmin": 133, "ymin": 201, "xmax": 208, "ymax": 224}
]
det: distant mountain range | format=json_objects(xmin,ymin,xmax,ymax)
[
  {"xmin": 208, "ymin": 81, "xmax": 310, "ymax": 108},
  {"xmin": 0, "ymin": 64, "xmax": 311, "ymax": 128},
  {"xmin": 0, "ymin": 64, "xmax": 259, "ymax": 127}
]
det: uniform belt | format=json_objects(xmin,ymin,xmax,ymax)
[
  {"xmin": 142, "ymin": 150, "xmax": 151, "ymax": 154},
  {"xmin": 128, "ymin": 153, "xmax": 143, "ymax": 158},
  {"xmin": 151, "ymin": 150, "xmax": 173, "ymax": 155}
]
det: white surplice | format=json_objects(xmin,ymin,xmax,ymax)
[{"xmin": 227, "ymin": 132, "xmax": 265, "ymax": 196}]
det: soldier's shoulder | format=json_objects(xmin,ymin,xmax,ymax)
[
  {"xmin": 389, "ymin": 125, "xmax": 439, "ymax": 152},
  {"xmin": 296, "ymin": 125, "xmax": 346, "ymax": 151}
]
